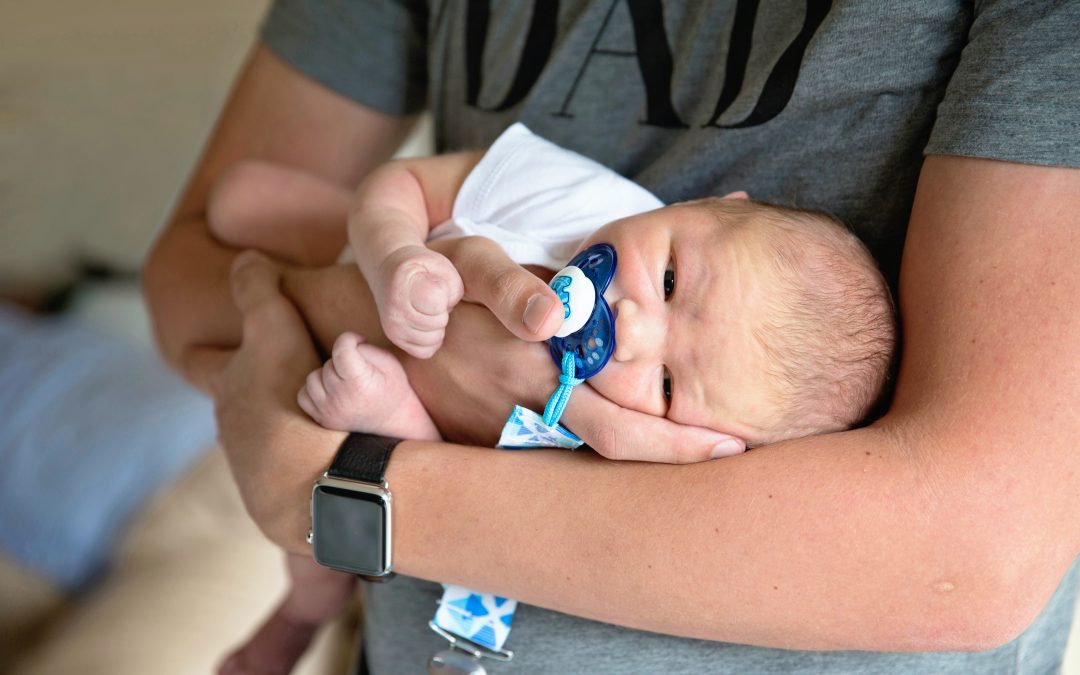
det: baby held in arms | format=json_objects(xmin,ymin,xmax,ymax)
[{"xmin": 208, "ymin": 124, "xmax": 895, "ymax": 674}]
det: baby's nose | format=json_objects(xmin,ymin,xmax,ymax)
[{"xmin": 613, "ymin": 298, "xmax": 662, "ymax": 362}]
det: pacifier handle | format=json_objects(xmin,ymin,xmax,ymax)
[{"xmin": 542, "ymin": 243, "xmax": 618, "ymax": 427}]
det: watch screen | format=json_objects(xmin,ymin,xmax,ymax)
[{"xmin": 312, "ymin": 486, "xmax": 386, "ymax": 575}]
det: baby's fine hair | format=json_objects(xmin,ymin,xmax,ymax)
[{"xmin": 705, "ymin": 198, "xmax": 897, "ymax": 443}]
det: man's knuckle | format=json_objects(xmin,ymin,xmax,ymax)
[
  {"xmin": 671, "ymin": 443, "xmax": 696, "ymax": 464},
  {"xmin": 243, "ymin": 300, "xmax": 286, "ymax": 335},
  {"xmin": 488, "ymin": 267, "xmax": 528, "ymax": 304},
  {"xmin": 460, "ymin": 235, "xmax": 496, "ymax": 260},
  {"xmin": 592, "ymin": 423, "xmax": 625, "ymax": 460}
]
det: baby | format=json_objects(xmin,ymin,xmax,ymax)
[{"xmin": 210, "ymin": 124, "xmax": 895, "ymax": 674}]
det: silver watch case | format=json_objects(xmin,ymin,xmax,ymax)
[{"xmin": 309, "ymin": 474, "xmax": 393, "ymax": 581}]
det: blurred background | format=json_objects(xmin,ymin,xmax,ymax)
[
  {"xmin": 0, "ymin": 2, "xmax": 1073, "ymax": 674},
  {"xmin": 0, "ymin": 2, "xmax": 429, "ymax": 672}
]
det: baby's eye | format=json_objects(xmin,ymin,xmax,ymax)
[
  {"xmin": 663, "ymin": 256, "xmax": 676, "ymax": 299},
  {"xmin": 662, "ymin": 366, "xmax": 673, "ymax": 404}
]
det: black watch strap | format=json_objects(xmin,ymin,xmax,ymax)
[{"xmin": 327, "ymin": 432, "xmax": 402, "ymax": 483}]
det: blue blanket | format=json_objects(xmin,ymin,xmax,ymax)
[{"xmin": 0, "ymin": 303, "xmax": 214, "ymax": 589}]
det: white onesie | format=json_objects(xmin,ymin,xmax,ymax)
[{"xmin": 429, "ymin": 123, "xmax": 663, "ymax": 269}]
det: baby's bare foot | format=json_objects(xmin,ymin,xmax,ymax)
[
  {"xmin": 218, "ymin": 556, "xmax": 355, "ymax": 675},
  {"xmin": 218, "ymin": 609, "xmax": 318, "ymax": 675},
  {"xmin": 298, "ymin": 332, "xmax": 441, "ymax": 440}
]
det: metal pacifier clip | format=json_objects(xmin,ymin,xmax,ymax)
[{"xmin": 426, "ymin": 244, "xmax": 618, "ymax": 674}]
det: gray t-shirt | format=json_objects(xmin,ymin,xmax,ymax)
[{"xmin": 261, "ymin": 1, "xmax": 1080, "ymax": 672}]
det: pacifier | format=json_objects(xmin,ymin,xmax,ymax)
[
  {"xmin": 535, "ymin": 244, "xmax": 618, "ymax": 428},
  {"xmin": 546, "ymin": 243, "xmax": 617, "ymax": 379}
]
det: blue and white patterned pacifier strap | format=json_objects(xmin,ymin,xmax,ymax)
[
  {"xmin": 433, "ymin": 585, "xmax": 518, "ymax": 653},
  {"xmin": 498, "ymin": 404, "xmax": 583, "ymax": 450}
]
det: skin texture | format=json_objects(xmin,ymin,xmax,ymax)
[{"xmin": 145, "ymin": 45, "xmax": 1080, "ymax": 652}]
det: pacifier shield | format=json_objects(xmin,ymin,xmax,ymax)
[
  {"xmin": 547, "ymin": 243, "xmax": 617, "ymax": 380},
  {"xmin": 550, "ymin": 266, "xmax": 594, "ymax": 338}
]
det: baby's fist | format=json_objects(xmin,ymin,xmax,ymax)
[{"xmin": 376, "ymin": 245, "xmax": 464, "ymax": 359}]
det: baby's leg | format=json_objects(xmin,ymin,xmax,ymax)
[
  {"xmin": 218, "ymin": 553, "xmax": 356, "ymax": 675},
  {"xmin": 299, "ymin": 331, "xmax": 442, "ymax": 441},
  {"xmin": 207, "ymin": 160, "xmax": 352, "ymax": 266}
]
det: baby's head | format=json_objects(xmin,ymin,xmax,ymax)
[{"xmin": 577, "ymin": 195, "xmax": 895, "ymax": 447}]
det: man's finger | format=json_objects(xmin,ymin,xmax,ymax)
[
  {"xmin": 230, "ymin": 250, "xmax": 282, "ymax": 314},
  {"xmin": 450, "ymin": 236, "xmax": 564, "ymax": 341},
  {"xmin": 179, "ymin": 346, "xmax": 234, "ymax": 397},
  {"xmin": 563, "ymin": 384, "xmax": 746, "ymax": 464},
  {"xmin": 230, "ymin": 250, "xmax": 318, "ymax": 360}
]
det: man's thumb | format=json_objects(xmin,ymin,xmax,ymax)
[
  {"xmin": 454, "ymin": 240, "xmax": 564, "ymax": 341},
  {"xmin": 520, "ymin": 290, "xmax": 564, "ymax": 340}
]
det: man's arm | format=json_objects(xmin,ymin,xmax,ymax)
[
  {"xmin": 380, "ymin": 155, "xmax": 1080, "ymax": 650},
  {"xmin": 143, "ymin": 45, "xmax": 414, "ymax": 385}
]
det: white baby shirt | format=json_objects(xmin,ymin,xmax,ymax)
[{"xmin": 429, "ymin": 123, "xmax": 663, "ymax": 269}]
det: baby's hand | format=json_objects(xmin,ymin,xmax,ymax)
[
  {"xmin": 374, "ymin": 245, "xmax": 464, "ymax": 359},
  {"xmin": 298, "ymin": 332, "xmax": 440, "ymax": 439}
]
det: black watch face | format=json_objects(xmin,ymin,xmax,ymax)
[{"xmin": 311, "ymin": 485, "xmax": 388, "ymax": 575}]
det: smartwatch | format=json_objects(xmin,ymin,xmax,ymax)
[{"xmin": 309, "ymin": 432, "xmax": 402, "ymax": 581}]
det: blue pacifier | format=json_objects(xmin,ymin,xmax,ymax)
[
  {"xmin": 547, "ymin": 244, "xmax": 618, "ymax": 378},
  {"xmin": 541, "ymin": 243, "xmax": 617, "ymax": 426}
]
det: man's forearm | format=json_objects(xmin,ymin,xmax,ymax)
[
  {"xmin": 143, "ymin": 215, "xmax": 243, "ymax": 377},
  {"xmin": 382, "ymin": 423, "xmax": 1060, "ymax": 653}
]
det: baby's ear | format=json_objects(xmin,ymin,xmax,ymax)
[{"xmin": 720, "ymin": 190, "xmax": 749, "ymax": 200}]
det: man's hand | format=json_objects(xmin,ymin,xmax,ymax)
[
  {"xmin": 409, "ymin": 239, "xmax": 742, "ymax": 462},
  {"xmin": 428, "ymin": 235, "xmax": 565, "ymax": 342},
  {"xmin": 372, "ymin": 244, "xmax": 465, "ymax": 359},
  {"xmin": 188, "ymin": 251, "xmax": 346, "ymax": 552}
]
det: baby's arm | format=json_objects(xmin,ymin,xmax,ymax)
[
  {"xmin": 298, "ymin": 235, "xmax": 563, "ymax": 442},
  {"xmin": 207, "ymin": 160, "xmax": 352, "ymax": 267},
  {"xmin": 348, "ymin": 152, "xmax": 483, "ymax": 358}
]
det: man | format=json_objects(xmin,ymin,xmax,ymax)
[{"xmin": 145, "ymin": 2, "xmax": 1080, "ymax": 671}]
